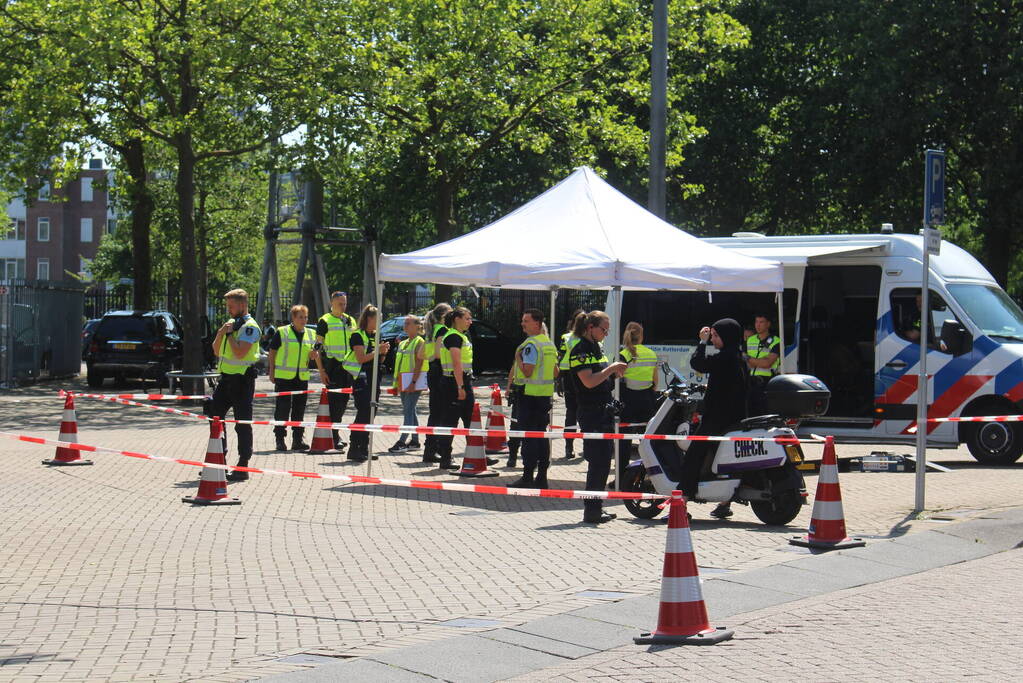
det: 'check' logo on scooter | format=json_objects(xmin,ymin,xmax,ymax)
[{"xmin": 734, "ymin": 440, "xmax": 769, "ymax": 458}]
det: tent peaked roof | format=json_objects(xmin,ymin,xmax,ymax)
[{"xmin": 379, "ymin": 166, "xmax": 782, "ymax": 291}]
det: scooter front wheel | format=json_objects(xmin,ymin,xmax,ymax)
[{"xmin": 622, "ymin": 470, "xmax": 663, "ymax": 519}]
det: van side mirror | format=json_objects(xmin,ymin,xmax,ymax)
[{"xmin": 940, "ymin": 319, "xmax": 972, "ymax": 356}]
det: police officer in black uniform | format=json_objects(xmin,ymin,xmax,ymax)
[{"xmin": 568, "ymin": 310, "xmax": 627, "ymax": 524}]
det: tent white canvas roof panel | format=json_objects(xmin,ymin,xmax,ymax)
[{"xmin": 379, "ymin": 167, "xmax": 782, "ymax": 292}]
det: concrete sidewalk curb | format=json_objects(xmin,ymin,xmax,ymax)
[{"xmin": 257, "ymin": 507, "xmax": 1023, "ymax": 683}]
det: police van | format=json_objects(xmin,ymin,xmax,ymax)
[{"xmin": 619, "ymin": 230, "xmax": 1023, "ymax": 464}]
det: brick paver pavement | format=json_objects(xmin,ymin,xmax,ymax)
[
  {"xmin": 507, "ymin": 547, "xmax": 1023, "ymax": 682},
  {"xmin": 1, "ymin": 374, "xmax": 1021, "ymax": 681}
]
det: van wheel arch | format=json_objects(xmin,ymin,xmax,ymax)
[{"xmin": 959, "ymin": 396, "xmax": 1023, "ymax": 465}]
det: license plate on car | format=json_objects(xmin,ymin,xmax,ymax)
[{"xmin": 113, "ymin": 343, "xmax": 136, "ymax": 350}]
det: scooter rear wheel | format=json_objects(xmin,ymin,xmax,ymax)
[
  {"xmin": 622, "ymin": 471, "xmax": 662, "ymax": 519},
  {"xmin": 750, "ymin": 489, "xmax": 802, "ymax": 526}
]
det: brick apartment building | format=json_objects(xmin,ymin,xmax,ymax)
[{"xmin": 2, "ymin": 159, "xmax": 114, "ymax": 283}]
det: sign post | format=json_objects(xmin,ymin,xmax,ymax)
[{"xmin": 915, "ymin": 149, "xmax": 945, "ymax": 513}]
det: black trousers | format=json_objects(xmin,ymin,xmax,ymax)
[
  {"xmin": 678, "ymin": 417, "xmax": 732, "ymax": 500},
  {"xmin": 748, "ymin": 376, "xmax": 770, "ymax": 416},
  {"xmin": 618, "ymin": 387, "xmax": 657, "ymax": 470},
  {"xmin": 563, "ymin": 384, "xmax": 579, "ymax": 452},
  {"xmin": 205, "ymin": 371, "xmax": 255, "ymax": 464},
  {"xmin": 273, "ymin": 376, "xmax": 308, "ymax": 438},
  {"xmin": 579, "ymin": 406, "xmax": 613, "ymax": 517},
  {"xmin": 347, "ymin": 376, "xmax": 378, "ymax": 457},
  {"xmin": 435, "ymin": 375, "xmax": 475, "ymax": 459},
  {"xmin": 423, "ymin": 361, "xmax": 443, "ymax": 458},
  {"xmin": 517, "ymin": 394, "xmax": 552, "ymax": 474},
  {"xmin": 323, "ymin": 358, "xmax": 352, "ymax": 445}
]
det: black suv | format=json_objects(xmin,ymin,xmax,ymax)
[{"xmin": 85, "ymin": 311, "xmax": 184, "ymax": 387}]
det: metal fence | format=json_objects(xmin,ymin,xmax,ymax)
[{"xmin": 0, "ymin": 279, "xmax": 86, "ymax": 387}]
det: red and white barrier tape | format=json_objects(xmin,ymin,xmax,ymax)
[
  {"xmin": 67, "ymin": 392, "xmax": 820, "ymax": 443},
  {"xmin": 926, "ymin": 414, "xmax": 1023, "ymax": 423},
  {"xmin": 1, "ymin": 431, "xmax": 662, "ymax": 501},
  {"xmin": 63, "ymin": 388, "xmax": 353, "ymax": 401}
]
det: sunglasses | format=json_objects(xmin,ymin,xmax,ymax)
[{"xmin": 330, "ymin": 291, "xmax": 348, "ymax": 298}]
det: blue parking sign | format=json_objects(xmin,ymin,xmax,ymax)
[{"xmin": 924, "ymin": 149, "xmax": 945, "ymax": 225}]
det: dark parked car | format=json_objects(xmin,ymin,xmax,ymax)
[
  {"xmin": 85, "ymin": 310, "xmax": 184, "ymax": 387},
  {"xmin": 378, "ymin": 314, "xmax": 518, "ymax": 375},
  {"xmin": 81, "ymin": 318, "xmax": 100, "ymax": 361}
]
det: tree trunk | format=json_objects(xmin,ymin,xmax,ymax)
[
  {"xmin": 981, "ymin": 194, "xmax": 1015, "ymax": 290},
  {"xmin": 121, "ymin": 138, "xmax": 154, "ymax": 310},
  {"xmin": 434, "ymin": 174, "xmax": 456, "ymax": 304},
  {"xmin": 197, "ymin": 187, "xmax": 209, "ymax": 313}
]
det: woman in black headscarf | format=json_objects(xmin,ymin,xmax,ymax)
[{"xmin": 678, "ymin": 318, "xmax": 749, "ymax": 501}]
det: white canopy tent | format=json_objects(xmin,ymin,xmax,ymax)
[
  {"xmin": 367, "ymin": 167, "xmax": 784, "ymax": 485},
  {"xmin": 380, "ymin": 166, "xmax": 782, "ymax": 292}
]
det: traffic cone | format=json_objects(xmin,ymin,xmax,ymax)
[
  {"xmin": 43, "ymin": 393, "xmax": 92, "ymax": 466},
  {"xmin": 484, "ymin": 385, "xmax": 509, "ymax": 454},
  {"xmin": 182, "ymin": 419, "xmax": 241, "ymax": 505},
  {"xmin": 790, "ymin": 436, "xmax": 864, "ymax": 550},
  {"xmin": 458, "ymin": 403, "xmax": 499, "ymax": 478},
  {"xmin": 306, "ymin": 388, "xmax": 335, "ymax": 454},
  {"xmin": 635, "ymin": 491, "xmax": 733, "ymax": 645}
]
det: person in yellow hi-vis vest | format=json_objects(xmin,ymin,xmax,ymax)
[
  {"xmin": 315, "ymin": 291, "xmax": 357, "ymax": 451},
  {"xmin": 617, "ymin": 322, "xmax": 659, "ymax": 472},
  {"xmin": 389, "ymin": 315, "xmax": 427, "ymax": 453},
  {"xmin": 556, "ymin": 309, "xmax": 586, "ymax": 460},
  {"xmin": 435, "ymin": 307, "xmax": 476, "ymax": 470},
  {"xmin": 206, "ymin": 289, "xmax": 263, "ymax": 482},
  {"xmin": 336, "ymin": 305, "xmax": 390, "ymax": 462},
  {"xmin": 508, "ymin": 309, "xmax": 559, "ymax": 489},
  {"xmin": 421, "ymin": 303, "xmax": 452, "ymax": 465},
  {"xmin": 268, "ymin": 304, "xmax": 317, "ymax": 452}
]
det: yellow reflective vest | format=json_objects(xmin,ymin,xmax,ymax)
[
  {"xmin": 319, "ymin": 312, "xmax": 356, "ymax": 361},
  {"xmin": 513, "ymin": 333, "xmax": 557, "ymax": 397},
  {"xmin": 621, "ymin": 344, "xmax": 658, "ymax": 390},
  {"xmin": 218, "ymin": 317, "xmax": 262, "ymax": 375},
  {"xmin": 747, "ymin": 334, "xmax": 780, "ymax": 377},
  {"xmin": 273, "ymin": 325, "xmax": 315, "ymax": 381},
  {"xmin": 394, "ymin": 335, "xmax": 427, "ymax": 387},
  {"xmin": 439, "ymin": 329, "xmax": 473, "ymax": 376}
]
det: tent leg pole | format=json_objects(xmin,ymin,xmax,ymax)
[
  {"xmin": 776, "ymin": 293, "xmax": 786, "ymax": 374},
  {"xmin": 366, "ymin": 268, "xmax": 382, "ymax": 477},
  {"xmin": 611, "ymin": 286, "xmax": 622, "ymax": 493}
]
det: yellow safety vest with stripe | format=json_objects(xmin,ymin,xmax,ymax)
[
  {"xmin": 394, "ymin": 335, "xmax": 427, "ymax": 386},
  {"xmin": 747, "ymin": 334, "xmax": 780, "ymax": 377},
  {"xmin": 274, "ymin": 325, "xmax": 315, "ymax": 381},
  {"xmin": 319, "ymin": 312, "xmax": 356, "ymax": 361},
  {"xmin": 513, "ymin": 333, "xmax": 557, "ymax": 397},
  {"xmin": 439, "ymin": 329, "xmax": 473, "ymax": 376},
  {"xmin": 218, "ymin": 317, "xmax": 262, "ymax": 375},
  {"xmin": 559, "ymin": 332, "xmax": 581, "ymax": 371},
  {"xmin": 621, "ymin": 344, "xmax": 658, "ymax": 390},
  {"xmin": 423, "ymin": 323, "xmax": 446, "ymax": 363},
  {"xmin": 341, "ymin": 331, "xmax": 373, "ymax": 379}
]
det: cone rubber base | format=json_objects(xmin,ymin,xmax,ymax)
[
  {"xmin": 789, "ymin": 535, "xmax": 865, "ymax": 550},
  {"xmin": 306, "ymin": 449, "xmax": 333, "ymax": 455},
  {"xmin": 42, "ymin": 458, "xmax": 93, "ymax": 466},
  {"xmin": 457, "ymin": 469, "xmax": 500, "ymax": 478},
  {"xmin": 634, "ymin": 627, "xmax": 734, "ymax": 646},
  {"xmin": 182, "ymin": 495, "xmax": 241, "ymax": 506},
  {"xmin": 484, "ymin": 449, "xmax": 508, "ymax": 455}
]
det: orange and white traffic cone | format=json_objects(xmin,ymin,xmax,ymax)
[
  {"xmin": 484, "ymin": 385, "xmax": 509, "ymax": 455},
  {"xmin": 635, "ymin": 491, "xmax": 733, "ymax": 645},
  {"xmin": 458, "ymin": 403, "xmax": 499, "ymax": 478},
  {"xmin": 42, "ymin": 393, "xmax": 92, "ymax": 466},
  {"xmin": 183, "ymin": 419, "xmax": 241, "ymax": 505},
  {"xmin": 306, "ymin": 388, "xmax": 335, "ymax": 454},
  {"xmin": 790, "ymin": 436, "xmax": 864, "ymax": 550}
]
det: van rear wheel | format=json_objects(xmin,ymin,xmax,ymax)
[{"xmin": 965, "ymin": 421, "xmax": 1023, "ymax": 465}]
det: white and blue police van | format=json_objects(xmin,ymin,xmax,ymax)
[{"xmin": 619, "ymin": 230, "xmax": 1023, "ymax": 464}]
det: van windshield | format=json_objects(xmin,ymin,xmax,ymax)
[{"xmin": 948, "ymin": 284, "xmax": 1023, "ymax": 342}]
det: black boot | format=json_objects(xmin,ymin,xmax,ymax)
[
  {"xmin": 438, "ymin": 455, "xmax": 459, "ymax": 470},
  {"xmin": 226, "ymin": 459, "xmax": 249, "ymax": 482},
  {"xmin": 509, "ymin": 470, "xmax": 535, "ymax": 488},
  {"xmin": 291, "ymin": 437, "xmax": 310, "ymax": 451},
  {"xmin": 563, "ymin": 441, "xmax": 575, "ymax": 459},
  {"xmin": 534, "ymin": 466, "xmax": 549, "ymax": 490},
  {"xmin": 506, "ymin": 453, "xmax": 518, "ymax": 468},
  {"xmin": 275, "ymin": 435, "xmax": 288, "ymax": 452}
]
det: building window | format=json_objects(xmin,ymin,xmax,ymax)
[
  {"xmin": 2, "ymin": 217, "xmax": 14, "ymax": 241},
  {"xmin": 37, "ymin": 217, "xmax": 50, "ymax": 242},
  {"xmin": 38, "ymin": 181, "xmax": 50, "ymax": 201},
  {"xmin": 81, "ymin": 177, "xmax": 93, "ymax": 202},
  {"xmin": 16, "ymin": 219, "xmax": 25, "ymax": 240},
  {"xmin": 81, "ymin": 217, "xmax": 93, "ymax": 242},
  {"xmin": 106, "ymin": 218, "xmax": 117, "ymax": 235},
  {"xmin": 37, "ymin": 258, "xmax": 49, "ymax": 281}
]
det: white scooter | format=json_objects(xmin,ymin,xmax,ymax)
[{"xmin": 621, "ymin": 364, "xmax": 830, "ymax": 525}]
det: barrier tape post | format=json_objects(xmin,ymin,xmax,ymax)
[{"xmin": 42, "ymin": 393, "xmax": 92, "ymax": 466}]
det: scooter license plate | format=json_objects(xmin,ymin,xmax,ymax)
[{"xmin": 784, "ymin": 444, "xmax": 803, "ymax": 463}]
